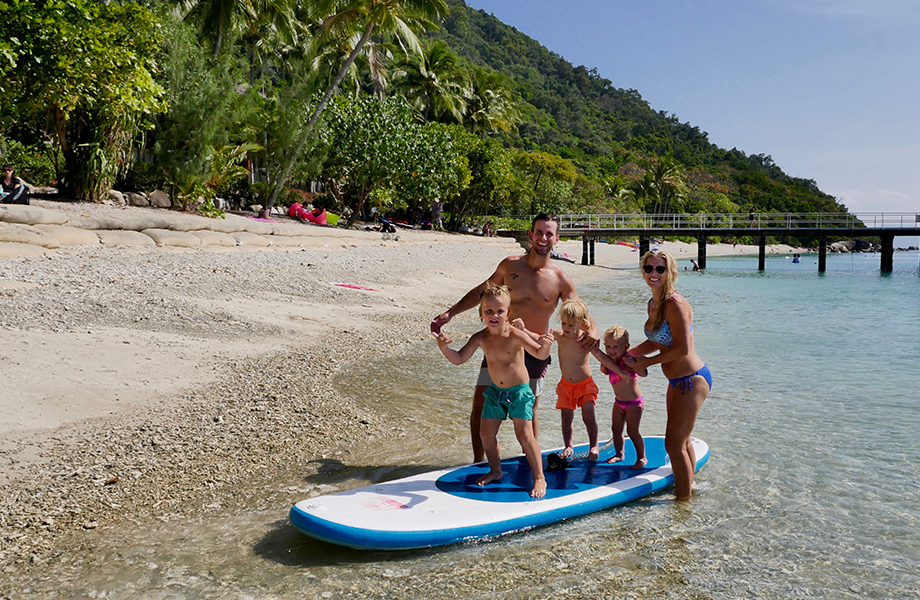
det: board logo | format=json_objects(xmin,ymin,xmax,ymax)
[{"xmin": 362, "ymin": 497, "xmax": 409, "ymax": 510}]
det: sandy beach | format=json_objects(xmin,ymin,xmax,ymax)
[{"xmin": 0, "ymin": 201, "xmax": 800, "ymax": 591}]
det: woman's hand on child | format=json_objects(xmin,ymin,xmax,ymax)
[{"xmin": 624, "ymin": 354, "xmax": 646, "ymax": 370}]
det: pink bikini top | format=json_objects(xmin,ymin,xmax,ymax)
[{"xmin": 608, "ymin": 360, "xmax": 637, "ymax": 386}]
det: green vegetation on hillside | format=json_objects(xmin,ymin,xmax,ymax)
[
  {"xmin": 0, "ymin": 0, "xmax": 846, "ymax": 239},
  {"xmin": 433, "ymin": 0, "xmax": 845, "ymax": 219}
]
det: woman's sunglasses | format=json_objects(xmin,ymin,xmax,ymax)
[{"xmin": 642, "ymin": 265, "xmax": 667, "ymax": 274}]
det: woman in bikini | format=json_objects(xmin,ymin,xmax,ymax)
[{"xmin": 624, "ymin": 250, "xmax": 711, "ymax": 501}]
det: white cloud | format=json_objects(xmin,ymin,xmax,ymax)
[{"xmin": 831, "ymin": 188, "xmax": 919, "ymax": 213}]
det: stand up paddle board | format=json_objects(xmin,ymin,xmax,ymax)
[{"xmin": 290, "ymin": 435, "xmax": 708, "ymax": 550}]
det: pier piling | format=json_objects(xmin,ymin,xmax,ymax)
[
  {"xmin": 819, "ymin": 236, "xmax": 827, "ymax": 272},
  {"xmin": 881, "ymin": 234, "xmax": 894, "ymax": 272}
]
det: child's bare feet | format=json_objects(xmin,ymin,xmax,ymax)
[
  {"xmin": 606, "ymin": 452, "xmax": 625, "ymax": 464},
  {"xmin": 588, "ymin": 446, "xmax": 599, "ymax": 461},
  {"xmin": 560, "ymin": 446, "xmax": 574, "ymax": 458},
  {"xmin": 477, "ymin": 470, "xmax": 502, "ymax": 486},
  {"xmin": 631, "ymin": 457, "xmax": 648, "ymax": 470},
  {"xmin": 530, "ymin": 477, "xmax": 547, "ymax": 498}
]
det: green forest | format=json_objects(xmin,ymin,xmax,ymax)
[{"xmin": 0, "ymin": 0, "xmax": 847, "ymax": 233}]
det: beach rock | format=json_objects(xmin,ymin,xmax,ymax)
[
  {"xmin": 232, "ymin": 231, "xmax": 272, "ymax": 247},
  {"xmin": 96, "ymin": 229, "xmax": 157, "ymax": 246},
  {"xmin": 29, "ymin": 186, "xmax": 59, "ymax": 196},
  {"xmin": 108, "ymin": 190, "xmax": 126, "ymax": 206},
  {"xmin": 140, "ymin": 228, "xmax": 202, "ymax": 247},
  {"xmin": 0, "ymin": 204, "xmax": 70, "ymax": 226},
  {"xmin": 33, "ymin": 224, "xmax": 101, "ymax": 246},
  {"xmin": 189, "ymin": 230, "xmax": 237, "ymax": 246},
  {"xmin": 0, "ymin": 241, "xmax": 53, "ymax": 257},
  {"xmin": 148, "ymin": 190, "xmax": 171, "ymax": 209},
  {"xmin": 125, "ymin": 192, "xmax": 149, "ymax": 207},
  {"xmin": 0, "ymin": 222, "xmax": 62, "ymax": 248}
]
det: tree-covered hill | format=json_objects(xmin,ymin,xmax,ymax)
[{"xmin": 431, "ymin": 0, "xmax": 845, "ymax": 216}]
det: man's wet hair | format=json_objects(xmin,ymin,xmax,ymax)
[{"xmin": 530, "ymin": 213, "xmax": 559, "ymax": 231}]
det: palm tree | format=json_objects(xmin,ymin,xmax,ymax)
[
  {"xmin": 260, "ymin": 0, "xmax": 448, "ymax": 217},
  {"xmin": 175, "ymin": 0, "xmax": 298, "ymax": 55},
  {"xmin": 464, "ymin": 67, "xmax": 520, "ymax": 135},
  {"xmin": 311, "ymin": 33, "xmax": 394, "ymax": 100},
  {"xmin": 391, "ymin": 40, "xmax": 469, "ymax": 123},
  {"xmin": 649, "ymin": 156, "xmax": 688, "ymax": 214}
]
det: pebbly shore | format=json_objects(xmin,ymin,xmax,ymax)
[{"xmin": 0, "ymin": 202, "xmax": 526, "ymax": 591}]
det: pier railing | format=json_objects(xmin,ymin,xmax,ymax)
[{"xmin": 552, "ymin": 212, "xmax": 920, "ymax": 231}]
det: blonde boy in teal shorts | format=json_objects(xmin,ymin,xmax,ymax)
[{"xmin": 433, "ymin": 285, "xmax": 553, "ymax": 498}]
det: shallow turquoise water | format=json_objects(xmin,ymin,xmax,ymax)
[{"xmin": 574, "ymin": 250, "xmax": 920, "ymax": 597}]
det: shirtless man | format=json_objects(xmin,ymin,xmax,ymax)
[{"xmin": 431, "ymin": 214, "xmax": 598, "ymax": 462}]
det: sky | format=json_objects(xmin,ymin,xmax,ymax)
[{"xmin": 464, "ymin": 0, "xmax": 920, "ymax": 219}]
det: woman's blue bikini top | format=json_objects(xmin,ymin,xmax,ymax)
[
  {"xmin": 645, "ymin": 321, "xmax": 675, "ymax": 346},
  {"xmin": 645, "ymin": 297, "xmax": 691, "ymax": 346}
]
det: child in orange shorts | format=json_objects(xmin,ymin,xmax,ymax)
[{"xmin": 549, "ymin": 299, "xmax": 600, "ymax": 460}]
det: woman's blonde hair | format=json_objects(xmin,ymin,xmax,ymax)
[
  {"xmin": 559, "ymin": 298, "xmax": 590, "ymax": 325},
  {"xmin": 640, "ymin": 250, "xmax": 679, "ymax": 331},
  {"xmin": 603, "ymin": 324, "xmax": 629, "ymax": 346}
]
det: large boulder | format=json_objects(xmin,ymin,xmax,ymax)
[
  {"xmin": 97, "ymin": 229, "xmax": 157, "ymax": 246},
  {"xmin": 189, "ymin": 230, "xmax": 237, "ymax": 246},
  {"xmin": 33, "ymin": 224, "xmax": 101, "ymax": 246},
  {"xmin": 108, "ymin": 189, "xmax": 126, "ymax": 206},
  {"xmin": 0, "ymin": 222, "xmax": 62, "ymax": 248},
  {"xmin": 0, "ymin": 204, "xmax": 70, "ymax": 225},
  {"xmin": 140, "ymin": 228, "xmax": 201, "ymax": 247},
  {"xmin": 829, "ymin": 240, "xmax": 855, "ymax": 253},
  {"xmin": 125, "ymin": 192, "xmax": 149, "ymax": 207},
  {"xmin": 0, "ymin": 241, "xmax": 53, "ymax": 257},
  {"xmin": 148, "ymin": 190, "xmax": 172, "ymax": 208},
  {"xmin": 232, "ymin": 231, "xmax": 271, "ymax": 247}
]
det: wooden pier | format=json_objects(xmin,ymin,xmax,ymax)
[{"xmin": 554, "ymin": 212, "xmax": 920, "ymax": 272}]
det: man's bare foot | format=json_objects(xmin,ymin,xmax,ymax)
[
  {"xmin": 530, "ymin": 477, "xmax": 547, "ymax": 498},
  {"xmin": 588, "ymin": 446, "xmax": 599, "ymax": 461},
  {"xmin": 477, "ymin": 470, "xmax": 502, "ymax": 486},
  {"xmin": 631, "ymin": 457, "xmax": 648, "ymax": 470},
  {"xmin": 606, "ymin": 452, "xmax": 625, "ymax": 464},
  {"xmin": 560, "ymin": 447, "xmax": 574, "ymax": 458}
]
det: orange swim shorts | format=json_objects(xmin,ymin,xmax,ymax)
[{"xmin": 555, "ymin": 376, "xmax": 599, "ymax": 410}]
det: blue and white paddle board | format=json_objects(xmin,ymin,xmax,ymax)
[{"xmin": 289, "ymin": 435, "xmax": 708, "ymax": 550}]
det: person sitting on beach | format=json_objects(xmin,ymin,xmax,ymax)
[
  {"xmin": 430, "ymin": 213, "xmax": 598, "ymax": 464},
  {"xmin": 433, "ymin": 284, "xmax": 553, "ymax": 498},
  {"xmin": 1, "ymin": 164, "xmax": 29, "ymax": 205},
  {"xmin": 590, "ymin": 325, "xmax": 648, "ymax": 469},
  {"xmin": 544, "ymin": 299, "xmax": 601, "ymax": 461}
]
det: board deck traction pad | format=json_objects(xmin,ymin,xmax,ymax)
[{"xmin": 290, "ymin": 435, "xmax": 709, "ymax": 550}]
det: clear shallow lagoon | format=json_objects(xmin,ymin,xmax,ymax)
[{"xmin": 23, "ymin": 251, "xmax": 920, "ymax": 599}]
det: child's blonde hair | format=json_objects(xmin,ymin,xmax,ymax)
[
  {"xmin": 604, "ymin": 324, "xmax": 629, "ymax": 346},
  {"xmin": 479, "ymin": 284, "xmax": 511, "ymax": 313},
  {"xmin": 559, "ymin": 299, "xmax": 590, "ymax": 325}
]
